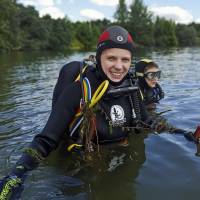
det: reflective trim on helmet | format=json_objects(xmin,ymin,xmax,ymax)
[
  {"xmin": 136, "ymin": 72, "xmax": 144, "ymax": 77},
  {"xmin": 140, "ymin": 59, "xmax": 153, "ymax": 63}
]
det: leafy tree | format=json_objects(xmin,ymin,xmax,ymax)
[
  {"xmin": 0, "ymin": 0, "xmax": 19, "ymax": 51},
  {"xmin": 188, "ymin": 23, "xmax": 200, "ymax": 45},
  {"xmin": 75, "ymin": 22, "xmax": 96, "ymax": 50},
  {"xmin": 191, "ymin": 23, "xmax": 200, "ymax": 37},
  {"xmin": 17, "ymin": 5, "xmax": 41, "ymax": 49},
  {"xmin": 114, "ymin": 0, "xmax": 128, "ymax": 25},
  {"xmin": 1, "ymin": 0, "xmax": 200, "ymax": 51},
  {"xmin": 48, "ymin": 18, "xmax": 72, "ymax": 51},
  {"xmin": 127, "ymin": 0, "xmax": 154, "ymax": 46},
  {"xmin": 0, "ymin": 0, "xmax": 72, "ymax": 51},
  {"xmin": 176, "ymin": 24, "xmax": 198, "ymax": 46},
  {"xmin": 154, "ymin": 17, "xmax": 177, "ymax": 47}
]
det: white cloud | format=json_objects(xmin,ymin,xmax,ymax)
[
  {"xmin": 18, "ymin": 0, "xmax": 54, "ymax": 6},
  {"xmin": 37, "ymin": 0, "xmax": 54, "ymax": 6},
  {"xmin": 68, "ymin": 0, "xmax": 75, "ymax": 3},
  {"xmin": 196, "ymin": 18, "xmax": 200, "ymax": 23},
  {"xmin": 19, "ymin": 0, "xmax": 64, "ymax": 19},
  {"xmin": 80, "ymin": 9, "xmax": 105, "ymax": 20},
  {"xmin": 18, "ymin": 0, "xmax": 37, "ymax": 6},
  {"xmin": 39, "ymin": 6, "xmax": 65, "ymax": 19},
  {"xmin": 149, "ymin": 6, "xmax": 194, "ymax": 24},
  {"xmin": 55, "ymin": 0, "xmax": 62, "ymax": 4},
  {"xmin": 90, "ymin": 0, "xmax": 132, "ymax": 6},
  {"xmin": 90, "ymin": 0, "xmax": 118, "ymax": 6},
  {"xmin": 125, "ymin": 0, "xmax": 133, "ymax": 6},
  {"xmin": 68, "ymin": 14, "xmax": 76, "ymax": 22}
]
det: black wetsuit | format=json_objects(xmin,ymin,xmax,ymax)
[
  {"xmin": 52, "ymin": 61, "xmax": 87, "ymax": 108},
  {"xmin": 138, "ymin": 78, "xmax": 164, "ymax": 106},
  {"xmin": 15, "ymin": 61, "xmax": 149, "ymax": 171}
]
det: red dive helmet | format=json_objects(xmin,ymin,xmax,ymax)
[{"xmin": 96, "ymin": 25, "xmax": 134, "ymax": 61}]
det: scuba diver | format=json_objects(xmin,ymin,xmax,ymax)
[
  {"xmin": 0, "ymin": 25, "xmax": 199, "ymax": 200},
  {"xmin": 135, "ymin": 59, "xmax": 164, "ymax": 110},
  {"xmin": 52, "ymin": 56, "xmax": 96, "ymax": 108}
]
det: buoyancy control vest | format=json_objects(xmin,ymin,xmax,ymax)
[
  {"xmin": 52, "ymin": 61, "xmax": 94, "ymax": 108},
  {"xmin": 52, "ymin": 61, "xmax": 147, "ymax": 144},
  {"xmin": 142, "ymin": 83, "xmax": 164, "ymax": 105},
  {"xmin": 138, "ymin": 78, "xmax": 164, "ymax": 106}
]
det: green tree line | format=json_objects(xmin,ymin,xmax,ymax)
[{"xmin": 0, "ymin": 0, "xmax": 200, "ymax": 52}]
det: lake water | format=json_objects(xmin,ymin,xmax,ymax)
[{"xmin": 0, "ymin": 48, "xmax": 200, "ymax": 200}]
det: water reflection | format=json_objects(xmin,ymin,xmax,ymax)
[
  {"xmin": 0, "ymin": 48, "xmax": 200, "ymax": 199},
  {"xmin": 32, "ymin": 133, "xmax": 147, "ymax": 200}
]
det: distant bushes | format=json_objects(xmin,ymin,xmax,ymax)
[{"xmin": 0, "ymin": 0, "xmax": 200, "ymax": 52}]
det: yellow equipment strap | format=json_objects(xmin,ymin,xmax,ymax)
[
  {"xmin": 75, "ymin": 65, "xmax": 88, "ymax": 82},
  {"xmin": 140, "ymin": 58, "xmax": 153, "ymax": 63},
  {"xmin": 67, "ymin": 143, "xmax": 83, "ymax": 152}
]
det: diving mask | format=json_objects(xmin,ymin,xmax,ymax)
[{"xmin": 144, "ymin": 71, "xmax": 161, "ymax": 80}]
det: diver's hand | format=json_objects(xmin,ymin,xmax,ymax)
[
  {"xmin": 0, "ymin": 164, "xmax": 27, "ymax": 200},
  {"xmin": 169, "ymin": 128, "xmax": 195, "ymax": 141},
  {"xmin": 147, "ymin": 116, "xmax": 169, "ymax": 133},
  {"xmin": 0, "ymin": 173, "xmax": 24, "ymax": 200},
  {"xmin": 0, "ymin": 146, "xmax": 44, "ymax": 200}
]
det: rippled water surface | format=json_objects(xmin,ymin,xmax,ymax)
[{"xmin": 0, "ymin": 48, "xmax": 200, "ymax": 200}]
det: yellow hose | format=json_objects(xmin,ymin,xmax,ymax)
[
  {"xmin": 139, "ymin": 89, "xmax": 144, "ymax": 101},
  {"xmin": 75, "ymin": 80, "xmax": 109, "ymax": 117},
  {"xmin": 75, "ymin": 65, "xmax": 88, "ymax": 82},
  {"xmin": 89, "ymin": 80, "xmax": 109, "ymax": 108},
  {"xmin": 67, "ymin": 143, "xmax": 83, "ymax": 152}
]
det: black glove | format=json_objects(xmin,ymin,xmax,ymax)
[
  {"xmin": 147, "ymin": 115, "xmax": 170, "ymax": 133},
  {"xmin": 0, "ymin": 166, "xmax": 26, "ymax": 200},
  {"xmin": 169, "ymin": 128, "xmax": 195, "ymax": 141},
  {"xmin": 0, "ymin": 147, "xmax": 43, "ymax": 200}
]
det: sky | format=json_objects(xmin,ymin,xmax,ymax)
[{"xmin": 17, "ymin": 0, "xmax": 200, "ymax": 24}]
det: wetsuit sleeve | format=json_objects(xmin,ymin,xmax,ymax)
[
  {"xmin": 0, "ymin": 82, "xmax": 82, "ymax": 199},
  {"xmin": 156, "ymin": 83, "xmax": 164, "ymax": 100},
  {"xmin": 52, "ymin": 61, "xmax": 81, "ymax": 108},
  {"xmin": 36, "ymin": 82, "xmax": 82, "ymax": 154},
  {"xmin": 15, "ymin": 82, "xmax": 82, "ymax": 172}
]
